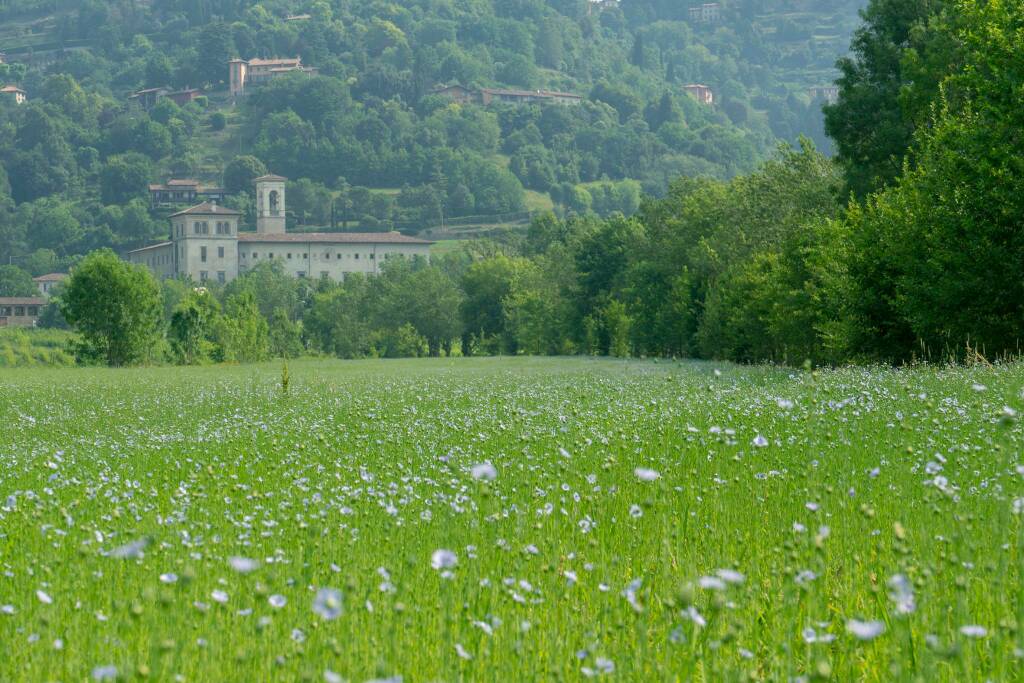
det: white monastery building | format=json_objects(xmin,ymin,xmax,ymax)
[{"xmin": 128, "ymin": 175, "xmax": 432, "ymax": 283}]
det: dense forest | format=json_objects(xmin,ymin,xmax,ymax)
[
  {"xmin": 0, "ymin": 0, "xmax": 863, "ymax": 272},
  {"xmin": 5, "ymin": 0, "xmax": 1021, "ymax": 367}
]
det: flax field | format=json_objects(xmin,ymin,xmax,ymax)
[{"xmin": 0, "ymin": 357, "xmax": 1022, "ymax": 682}]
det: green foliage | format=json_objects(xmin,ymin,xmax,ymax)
[
  {"xmin": 213, "ymin": 290, "xmax": 270, "ymax": 363},
  {"xmin": 0, "ymin": 264, "xmax": 36, "ymax": 296},
  {"xmin": 61, "ymin": 249, "xmax": 163, "ymax": 366},
  {"xmin": 223, "ymin": 156, "xmax": 268, "ymax": 195}
]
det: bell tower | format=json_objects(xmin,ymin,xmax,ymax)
[{"xmin": 255, "ymin": 174, "xmax": 287, "ymax": 234}]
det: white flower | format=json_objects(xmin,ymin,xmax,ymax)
[
  {"xmin": 470, "ymin": 463, "xmax": 497, "ymax": 481},
  {"xmin": 716, "ymin": 569, "xmax": 745, "ymax": 585},
  {"xmin": 313, "ymin": 588, "xmax": 343, "ymax": 620},
  {"xmin": 159, "ymin": 573, "xmax": 178, "ymax": 584},
  {"xmin": 92, "ymin": 665, "xmax": 118, "ymax": 681},
  {"xmin": 109, "ymin": 537, "xmax": 149, "ymax": 559},
  {"xmin": 960, "ymin": 625, "xmax": 987, "ymax": 638},
  {"xmin": 752, "ymin": 435, "xmax": 769, "ymax": 448},
  {"xmin": 431, "ymin": 549, "xmax": 458, "ymax": 570},
  {"xmin": 777, "ymin": 398, "xmax": 794, "ymax": 410},
  {"xmin": 634, "ymin": 468, "xmax": 660, "ymax": 482},
  {"xmin": 455, "ymin": 643, "xmax": 473, "ymax": 660},
  {"xmin": 1, "ymin": 605, "xmax": 14, "ymax": 615},
  {"xmin": 268, "ymin": 594, "xmax": 287, "ymax": 608},
  {"xmin": 324, "ymin": 670, "xmax": 343, "ymax": 683},
  {"xmin": 36, "ymin": 590, "xmax": 52, "ymax": 605},
  {"xmin": 211, "ymin": 590, "xmax": 229, "ymax": 604},
  {"xmin": 291, "ymin": 628, "xmax": 306, "ymax": 643},
  {"xmin": 847, "ymin": 619, "xmax": 885, "ymax": 641},
  {"xmin": 629, "ymin": 504, "xmax": 643, "ymax": 518},
  {"xmin": 887, "ymin": 574, "xmax": 916, "ymax": 615},
  {"xmin": 699, "ymin": 576, "xmax": 726, "ymax": 591},
  {"xmin": 228, "ymin": 556, "xmax": 259, "ymax": 573}
]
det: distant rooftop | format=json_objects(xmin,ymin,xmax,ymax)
[
  {"xmin": 169, "ymin": 202, "xmax": 242, "ymax": 217},
  {"xmin": 238, "ymin": 232, "xmax": 433, "ymax": 245}
]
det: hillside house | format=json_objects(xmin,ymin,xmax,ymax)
[
  {"xmin": 129, "ymin": 87, "xmax": 202, "ymax": 111},
  {"xmin": 129, "ymin": 174, "xmax": 432, "ymax": 284},
  {"xmin": 433, "ymin": 85, "xmax": 582, "ymax": 107},
  {"xmin": 689, "ymin": 3, "xmax": 721, "ymax": 23},
  {"xmin": 1, "ymin": 85, "xmax": 26, "ymax": 104},
  {"xmin": 0, "ymin": 298, "xmax": 45, "ymax": 327},
  {"xmin": 808, "ymin": 86, "xmax": 840, "ymax": 104},
  {"xmin": 683, "ymin": 84, "xmax": 714, "ymax": 105},
  {"xmin": 149, "ymin": 179, "xmax": 226, "ymax": 207},
  {"xmin": 229, "ymin": 57, "xmax": 317, "ymax": 97},
  {"xmin": 33, "ymin": 273, "xmax": 66, "ymax": 297}
]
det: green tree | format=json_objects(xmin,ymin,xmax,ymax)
[
  {"xmin": 268, "ymin": 307, "xmax": 303, "ymax": 358},
  {"xmin": 214, "ymin": 290, "xmax": 269, "ymax": 363},
  {"xmin": 61, "ymin": 250, "xmax": 163, "ymax": 366},
  {"xmin": 101, "ymin": 153, "xmax": 153, "ymax": 205},
  {"xmin": 224, "ymin": 156, "xmax": 268, "ymax": 195},
  {"xmin": 0, "ymin": 265, "xmax": 36, "ymax": 296},
  {"xmin": 169, "ymin": 289, "xmax": 219, "ymax": 364}
]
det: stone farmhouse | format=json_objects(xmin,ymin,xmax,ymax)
[
  {"xmin": 229, "ymin": 57, "xmax": 317, "ymax": 97},
  {"xmin": 433, "ymin": 84, "xmax": 582, "ymax": 106},
  {"xmin": 0, "ymin": 297, "xmax": 45, "ymax": 327},
  {"xmin": 127, "ymin": 175, "xmax": 432, "ymax": 284}
]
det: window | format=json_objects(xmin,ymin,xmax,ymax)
[
  {"xmin": 217, "ymin": 271, "xmax": 226, "ymax": 283},
  {"xmin": 194, "ymin": 221, "xmax": 209, "ymax": 235},
  {"xmin": 218, "ymin": 246, "xmax": 224, "ymax": 258},
  {"xmin": 323, "ymin": 252, "xmax": 330, "ymax": 259},
  {"xmin": 216, "ymin": 221, "xmax": 232, "ymax": 235},
  {"xmin": 370, "ymin": 253, "xmax": 375, "ymax": 260},
  {"xmin": 320, "ymin": 271, "xmax": 329, "ymax": 279},
  {"xmin": 354, "ymin": 253, "xmax": 359, "ymax": 260},
  {"xmin": 200, "ymin": 246, "xmax": 207, "ymax": 262},
  {"xmin": 252, "ymin": 252, "xmax": 258, "ymax": 259},
  {"xmin": 14, "ymin": 307, "xmax": 24, "ymax": 316},
  {"xmin": 297, "ymin": 271, "xmax": 306, "ymax": 278},
  {"xmin": 269, "ymin": 252, "xmax": 274, "ymax": 258},
  {"xmin": 28, "ymin": 307, "xmax": 38, "ymax": 316},
  {"xmin": 287, "ymin": 253, "xmax": 292, "ymax": 259},
  {"xmin": 303, "ymin": 253, "xmax": 307, "ymax": 259}
]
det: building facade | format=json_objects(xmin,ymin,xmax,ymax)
[
  {"xmin": 1, "ymin": 85, "xmax": 26, "ymax": 104},
  {"xmin": 0, "ymin": 297, "xmax": 45, "ymax": 327},
  {"xmin": 683, "ymin": 84, "xmax": 715, "ymax": 105},
  {"xmin": 128, "ymin": 175, "xmax": 432, "ymax": 283},
  {"xmin": 149, "ymin": 179, "xmax": 227, "ymax": 207},
  {"xmin": 33, "ymin": 273, "xmax": 67, "ymax": 297},
  {"xmin": 229, "ymin": 57, "xmax": 317, "ymax": 97},
  {"xmin": 433, "ymin": 85, "xmax": 582, "ymax": 106}
]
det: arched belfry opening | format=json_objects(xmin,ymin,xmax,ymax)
[{"xmin": 254, "ymin": 174, "xmax": 287, "ymax": 234}]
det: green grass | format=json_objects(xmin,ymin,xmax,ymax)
[
  {"xmin": 429, "ymin": 239, "xmax": 469, "ymax": 256},
  {"xmin": 524, "ymin": 189, "xmax": 554, "ymax": 213},
  {"xmin": 0, "ymin": 357, "xmax": 1021, "ymax": 680},
  {"xmin": 0, "ymin": 327, "xmax": 75, "ymax": 367}
]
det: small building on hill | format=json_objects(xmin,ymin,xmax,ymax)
[
  {"xmin": 689, "ymin": 3, "xmax": 721, "ymax": 23},
  {"xmin": 808, "ymin": 85, "xmax": 840, "ymax": 104},
  {"xmin": 0, "ymin": 297, "xmax": 45, "ymax": 327},
  {"xmin": 128, "ymin": 174, "xmax": 432, "ymax": 284},
  {"xmin": 149, "ymin": 179, "xmax": 226, "ymax": 207},
  {"xmin": 433, "ymin": 84, "xmax": 582, "ymax": 107},
  {"xmin": 229, "ymin": 57, "xmax": 317, "ymax": 97},
  {"xmin": 1, "ymin": 85, "xmax": 26, "ymax": 104},
  {"xmin": 129, "ymin": 86, "xmax": 202, "ymax": 111},
  {"xmin": 683, "ymin": 84, "xmax": 714, "ymax": 105},
  {"xmin": 33, "ymin": 273, "xmax": 67, "ymax": 297}
]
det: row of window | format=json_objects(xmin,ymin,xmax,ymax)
[
  {"xmin": 174, "ymin": 221, "xmax": 235, "ymax": 238},
  {"xmin": 241, "ymin": 251, "xmax": 405, "ymax": 261},
  {"xmin": 198, "ymin": 271, "xmax": 227, "ymax": 283},
  {"xmin": 0, "ymin": 306, "xmax": 39, "ymax": 316}
]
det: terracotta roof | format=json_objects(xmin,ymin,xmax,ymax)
[
  {"xmin": 32, "ymin": 273, "xmax": 67, "ymax": 282},
  {"xmin": 0, "ymin": 297, "xmax": 46, "ymax": 306},
  {"xmin": 238, "ymin": 232, "xmax": 433, "ymax": 245},
  {"xmin": 126, "ymin": 241, "xmax": 173, "ymax": 255},
  {"xmin": 1, "ymin": 85, "xmax": 25, "ymax": 94},
  {"xmin": 169, "ymin": 202, "xmax": 242, "ymax": 217},
  {"xmin": 253, "ymin": 174, "xmax": 288, "ymax": 182}
]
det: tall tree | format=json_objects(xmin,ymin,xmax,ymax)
[{"xmin": 61, "ymin": 250, "xmax": 163, "ymax": 366}]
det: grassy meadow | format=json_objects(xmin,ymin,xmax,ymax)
[{"xmin": 0, "ymin": 357, "xmax": 1022, "ymax": 681}]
